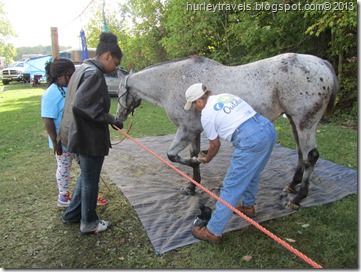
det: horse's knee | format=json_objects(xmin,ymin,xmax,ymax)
[
  {"xmin": 167, "ymin": 153, "xmax": 177, "ymax": 162},
  {"xmin": 167, "ymin": 152, "xmax": 200, "ymax": 167}
]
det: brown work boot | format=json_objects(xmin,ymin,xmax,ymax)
[
  {"xmin": 235, "ymin": 204, "xmax": 256, "ymax": 217},
  {"xmin": 192, "ymin": 226, "xmax": 221, "ymax": 244}
]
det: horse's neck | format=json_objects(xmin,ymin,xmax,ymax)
[{"xmin": 130, "ymin": 71, "xmax": 165, "ymax": 107}]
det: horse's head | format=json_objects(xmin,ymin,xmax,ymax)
[{"xmin": 116, "ymin": 70, "xmax": 142, "ymax": 121}]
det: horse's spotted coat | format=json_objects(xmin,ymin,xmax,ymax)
[{"xmin": 116, "ymin": 53, "xmax": 338, "ymax": 209}]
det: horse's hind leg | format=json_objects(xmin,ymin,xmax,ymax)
[
  {"xmin": 283, "ymin": 115, "xmax": 304, "ymax": 194},
  {"xmin": 284, "ymin": 116, "xmax": 319, "ymax": 210},
  {"xmin": 287, "ymin": 147, "xmax": 319, "ymax": 210}
]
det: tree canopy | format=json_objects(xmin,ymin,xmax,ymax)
[
  {"xmin": 0, "ymin": 0, "xmax": 16, "ymax": 63},
  {"xmin": 2, "ymin": 0, "xmax": 356, "ymax": 118}
]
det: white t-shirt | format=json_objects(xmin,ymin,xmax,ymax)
[{"xmin": 201, "ymin": 93, "xmax": 256, "ymax": 141}]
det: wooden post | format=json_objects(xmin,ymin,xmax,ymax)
[{"xmin": 51, "ymin": 27, "xmax": 59, "ymax": 61}]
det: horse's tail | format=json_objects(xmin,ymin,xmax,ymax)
[{"xmin": 323, "ymin": 59, "xmax": 338, "ymax": 117}]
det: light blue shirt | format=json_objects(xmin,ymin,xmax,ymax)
[{"xmin": 41, "ymin": 83, "xmax": 67, "ymax": 149}]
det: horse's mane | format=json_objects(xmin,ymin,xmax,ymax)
[{"xmin": 141, "ymin": 56, "xmax": 206, "ymax": 71}]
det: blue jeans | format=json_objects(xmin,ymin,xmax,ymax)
[
  {"xmin": 62, "ymin": 155, "xmax": 104, "ymax": 230},
  {"xmin": 207, "ymin": 113, "xmax": 277, "ymax": 236}
]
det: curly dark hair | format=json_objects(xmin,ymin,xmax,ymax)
[{"xmin": 95, "ymin": 32, "xmax": 123, "ymax": 61}]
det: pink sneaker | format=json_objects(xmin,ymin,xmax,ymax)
[{"xmin": 97, "ymin": 195, "xmax": 107, "ymax": 206}]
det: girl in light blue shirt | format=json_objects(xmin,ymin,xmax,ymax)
[{"xmin": 41, "ymin": 58, "xmax": 75, "ymax": 208}]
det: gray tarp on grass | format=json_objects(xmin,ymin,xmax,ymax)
[{"xmin": 103, "ymin": 134, "xmax": 357, "ymax": 254}]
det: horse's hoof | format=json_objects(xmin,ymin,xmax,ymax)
[
  {"xmin": 180, "ymin": 186, "xmax": 195, "ymax": 196},
  {"xmin": 285, "ymin": 201, "xmax": 300, "ymax": 210},
  {"xmin": 283, "ymin": 185, "xmax": 297, "ymax": 194}
]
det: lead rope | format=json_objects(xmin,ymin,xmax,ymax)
[
  {"xmin": 111, "ymin": 115, "xmax": 134, "ymax": 145},
  {"xmin": 113, "ymin": 125, "xmax": 323, "ymax": 269}
]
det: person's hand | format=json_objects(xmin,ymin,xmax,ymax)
[
  {"xmin": 197, "ymin": 151, "xmax": 208, "ymax": 163},
  {"xmin": 53, "ymin": 141, "xmax": 63, "ymax": 155},
  {"xmin": 197, "ymin": 156, "xmax": 208, "ymax": 163},
  {"xmin": 111, "ymin": 118, "xmax": 123, "ymax": 130}
]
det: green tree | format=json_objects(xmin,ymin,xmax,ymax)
[
  {"xmin": 85, "ymin": 0, "xmax": 129, "ymax": 46},
  {"xmin": 305, "ymin": 0, "xmax": 357, "ymax": 118},
  {"xmin": 162, "ymin": 0, "xmax": 245, "ymax": 64},
  {"xmin": 228, "ymin": 0, "xmax": 333, "ymax": 63},
  {"xmin": 85, "ymin": 0, "xmax": 167, "ymax": 71},
  {"xmin": 0, "ymin": 0, "xmax": 16, "ymax": 64},
  {"xmin": 118, "ymin": 0, "xmax": 168, "ymax": 70}
]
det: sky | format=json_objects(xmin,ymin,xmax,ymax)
[{"xmin": 3, "ymin": 0, "xmax": 120, "ymax": 49}]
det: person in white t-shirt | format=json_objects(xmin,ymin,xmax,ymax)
[{"xmin": 184, "ymin": 83, "xmax": 277, "ymax": 244}]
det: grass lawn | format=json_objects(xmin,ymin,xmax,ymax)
[{"xmin": 0, "ymin": 82, "xmax": 357, "ymax": 269}]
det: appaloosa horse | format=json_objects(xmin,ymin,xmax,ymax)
[{"xmin": 116, "ymin": 53, "xmax": 338, "ymax": 210}]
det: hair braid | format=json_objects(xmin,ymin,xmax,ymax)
[{"xmin": 45, "ymin": 58, "xmax": 75, "ymax": 87}]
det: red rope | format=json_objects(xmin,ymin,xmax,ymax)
[
  {"xmin": 114, "ymin": 126, "xmax": 323, "ymax": 269},
  {"xmin": 111, "ymin": 116, "xmax": 134, "ymax": 145}
]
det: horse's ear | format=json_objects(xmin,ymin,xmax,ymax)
[{"xmin": 129, "ymin": 69, "xmax": 134, "ymax": 75}]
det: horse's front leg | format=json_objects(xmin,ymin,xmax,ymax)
[
  {"xmin": 184, "ymin": 133, "xmax": 201, "ymax": 195},
  {"xmin": 167, "ymin": 127, "xmax": 201, "ymax": 195}
]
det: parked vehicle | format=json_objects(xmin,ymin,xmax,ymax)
[
  {"xmin": 105, "ymin": 69, "xmax": 121, "ymax": 96},
  {"xmin": 2, "ymin": 62, "xmax": 30, "ymax": 85}
]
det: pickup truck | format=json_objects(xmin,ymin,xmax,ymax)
[{"xmin": 2, "ymin": 62, "xmax": 30, "ymax": 85}]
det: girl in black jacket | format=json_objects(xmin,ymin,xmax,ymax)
[{"xmin": 60, "ymin": 32, "xmax": 123, "ymax": 234}]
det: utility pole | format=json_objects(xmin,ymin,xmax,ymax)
[{"xmin": 51, "ymin": 27, "xmax": 59, "ymax": 61}]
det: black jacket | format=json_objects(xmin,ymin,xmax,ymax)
[{"xmin": 59, "ymin": 59, "xmax": 116, "ymax": 156}]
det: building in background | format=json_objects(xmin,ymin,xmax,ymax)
[
  {"xmin": 21, "ymin": 54, "xmax": 45, "ymax": 61},
  {"xmin": 59, "ymin": 48, "xmax": 96, "ymax": 64}
]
